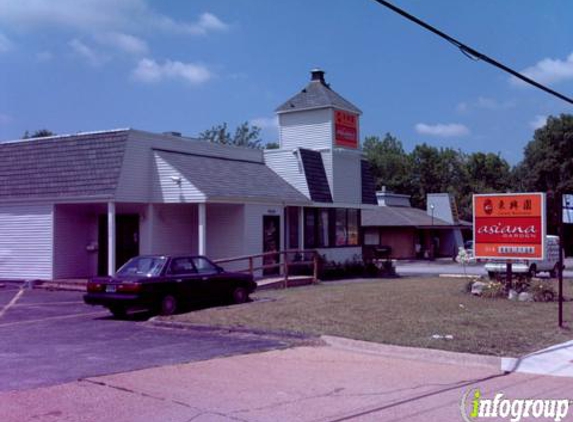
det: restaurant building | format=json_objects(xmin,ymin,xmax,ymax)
[{"xmin": 0, "ymin": 69, "xmax": 381, "ymax": 280}]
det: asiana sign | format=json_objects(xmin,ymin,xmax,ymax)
[{"xmin": 473, "ymin": 193, "xmax": 546, "ymax": 260}]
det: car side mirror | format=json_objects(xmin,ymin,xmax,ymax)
[{"xmin": 216, "ymin": 265, "xmax": 224, "ymax": 273}]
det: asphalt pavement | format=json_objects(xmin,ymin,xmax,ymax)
[{"xmin": 0, "ymin": 285, "xmax": 292, "ymax": 392}]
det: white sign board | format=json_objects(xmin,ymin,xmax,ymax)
[{"xmin": 563, "ymin": 194, "xmax": 573, "ymax": 224}]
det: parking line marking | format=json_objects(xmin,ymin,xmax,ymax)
[
  {"xmin": 14, "ymin": 301, "xmax": 85, "ymax": 308},
  {"xmin": 0, "ymin": 288, "xmax": 25, "ymax": 319},
  {"xmin": 0, "ymin": 311, "xmax": 107, "ymax": 328}
]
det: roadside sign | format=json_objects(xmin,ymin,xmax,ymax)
[{"xmin": 473, "ymin": 193, "xmax": 546, "ymax": 260}]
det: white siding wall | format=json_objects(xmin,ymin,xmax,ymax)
[
  {"xmin": 206, "ymin": 204, "xmax": 245, "ymax": 271},
  {"xmin": 149, "ymin": 204, "xmax": 198, "ymax": 255},
  {"xmin": 263, "ymin": 150, "xmax": 310, "ymax": 198},
  {"xmin": 279, "ymin": 109, "xmax": 333, "ymax": 150},
  {"xmin": 53, "ymin": 205, "xmax": 98, "ymax": 279},
  {"xmin": 151, "ymin": 153, "xmax": 206, "ymax": 203},
  {"xmin": 317, "ymin": 247, "xmax": 362, "ymax": 263},
  {"xmin": 0, "ymin": 204, "xmax": 53, "ymax": 279},
  {"xmin": 332, "ymin": 151, "xmax": 362, "ymax": 204}
]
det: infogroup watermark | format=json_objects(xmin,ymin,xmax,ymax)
[{"xmin": 460, "ymin": 388, "xmax": 571, "ymax": 422}]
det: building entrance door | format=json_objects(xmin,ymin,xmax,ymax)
[
  {"xmin": 98, "ymin": 214, "xmax": 140, "ymax": 275},
  {"xmin": 263, "ymin": 215, "xmax": 280, "ymax": 276}
]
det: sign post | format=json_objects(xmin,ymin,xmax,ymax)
[{"xmin": 473, "ymin": 193, "xmax": 546, "ymax": 292}]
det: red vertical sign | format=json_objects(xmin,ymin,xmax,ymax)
[{"xmin": 334, "ymin": 109, "xmax": 358, "ymax": 148}]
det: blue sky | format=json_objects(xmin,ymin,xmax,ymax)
[{"xmin": 0, "ymin": 0, "xmax": 572, "ymax": 163}]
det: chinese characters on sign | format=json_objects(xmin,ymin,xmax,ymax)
[
  {"xmin": 473, "ymin": 193, "xmax": 546, "ymax": 260},
  {"xmin": 334, "ymin": 109, "xmax": 358, "ymax": 148}
]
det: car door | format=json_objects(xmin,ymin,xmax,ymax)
[
  {"xmin": 191, "ymin": 257, "xmax": 226, "ymax": 300},
  {"xmin": 165, "ymin": 257, "xmax": 203, "ymax": 303}
]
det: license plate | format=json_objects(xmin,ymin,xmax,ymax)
[{"xmin": 106, "ymin": 285, "xmax": 117, "ymax": 293}]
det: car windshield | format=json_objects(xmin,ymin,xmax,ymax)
[{"xmin": 116, "ymin": 256, "xmax": 167, "ymax": 277}]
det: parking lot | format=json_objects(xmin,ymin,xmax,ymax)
[{"xmin": 0, "ymin": 284, "xmax": 291, "ymax": 392}]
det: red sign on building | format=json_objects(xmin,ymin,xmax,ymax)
[
  {"xmin": 473, "ymin": 193, "xmax": 546, "ymax": 260},
  {"xmin": 334, "ymin": 109, "xmax": 358, "ymax": 149}
]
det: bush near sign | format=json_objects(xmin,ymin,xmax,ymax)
[{"xmin": 473, "ymin": 193, "xmax": 546, "ymax": 260}]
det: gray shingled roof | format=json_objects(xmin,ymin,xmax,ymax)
[
  {"xmin": 361, "ymin": 160, "xmax": 377, "ymax": 205},
  {"xmin": 299, "ymin": 148, "xmax": 332, "ymax": 203},
  {"xmin": 275, "ymin": 79, "xmax": 362, "ymax": 114},
  {"xmin": 0, "ymin": 130, "xmax": 128, "ymax": 200},
  {"xmin": 155, "ymin": 149, "xmax": 311, "ymax": 204},
  {"xmin": 362, "ymin": 206, "xmax": 453, "ymax": 227}
]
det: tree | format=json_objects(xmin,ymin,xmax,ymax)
[
  {"xmin": 199, "ymin": 122, "xmax": 263, "ymax": 149},
  {"xmin": 265, "ymin": 142, "xmax": 280, "ymax": 150},
  {"xmin": 362, "ymin": 133, "xmax": 413, "ymax": 194},
  {"xmin": 466, "ymin": 152, "xmax": 511, "ymax": 194},
  {"xmin": 514, "ymin": 114, "xmax": 573, "ymax": 232},
  {"xmin": 23, "ymin": 129, "xmax": 55, "ymax": 139}
]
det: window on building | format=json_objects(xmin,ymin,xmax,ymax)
[
  {"xmin": 287, "ymin": 207, "xmax": 299, "ymax": 249},
  {"xmin": 348, "ymin": 209, "xmax": 359, "ymax": 246},
  {"xmin": 304, "ymin": 208, "xmax": 316, "ymax": 248},
  {"xmin": 319, "ymin": 209, "xmax": 330, "ymax": 247},
  {"xmin": 304, "ymin": 207, "xmax": 361, "ymax": 248}
]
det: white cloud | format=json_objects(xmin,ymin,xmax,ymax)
[
  {"xmin": 132, "ymin": 58, "xmax": 211, "ymax": 85},
  {"xmin": 415, "ymin": 123, "xmax": 470, "ymax": 137},
  {"xmin": 529, "ymin": 115, "xmax": 548, "ymax": 130},
  {"xmin": 0, "ymin": 32, "xmax": 14, "ymax": 53},
  {"xmin": 0, "ymin": 0, "xmax": 228, "ymax": 36},
  {"xmin": 250, "ymin": 116, "xmax": 279, "ymax": 129},
  {"xmin": 511, "ymin": 52, "xmax": 573, "ymax": 86},
  {"xmin": 68, "ymin": 39, "xmax": 109, "ymax": 66},
  {"xmin": 456, "ymin": 97, "xmax": 514, "ymax": 113},
  {"xmin": 96, "ymin": 32, "xmax": 148, "ymax": 55}
]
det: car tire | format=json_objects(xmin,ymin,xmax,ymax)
[
  {"xmin": 109, "ymin": 306, "xmax": 127, "ymax": 319},
  {"xmin": 487, "ymin": 271, "xmax": 495, "ymax": 280},
  {"xmin": 549, "ymin": 264, "xmax": 559, "ymax": 279},
  {"xmin": 232, "ymin": 286, "xmax": 248, "ymax": 304},
  {"xmin": 529, "ymin": 264, "xmax": 537, "ymax": 278},
  {"xmin": 159, "ymin": 294, "xmax": 178, "ymax": 316}
]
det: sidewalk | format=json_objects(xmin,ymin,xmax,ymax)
[
  {"xmin": 2, "ymin": 339, "xmax": 572, "ymax": 422},
  {"xmin": 503, "ymin": 339, "xmax": 573, "ymax": 378}
]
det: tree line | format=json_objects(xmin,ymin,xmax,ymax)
[{"xmin": 363, "ymin": 114, "xmax": 573, "ymax": 225}]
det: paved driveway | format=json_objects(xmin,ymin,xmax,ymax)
[{"xmin": 0, "ymin": 285, "xmax": 290, "ymax": 392}]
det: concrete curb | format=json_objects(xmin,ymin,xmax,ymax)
[
  {"xmin": 34, "ymin": 283, "xmax": 86, "ymax": 292},
  {"xmin": 438, "ymin": 273, "xmax": 483, "ymax": 279},
  {"xmin": 148, "ymin": 318, "xmax": 319, "ymax": 341},
  {"xmin": 321, "ymin": 335, "xmax": 504, "ymax": 370}
]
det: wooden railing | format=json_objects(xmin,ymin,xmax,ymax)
[{"xmin": 214, "ymin": 249, "xmax": 319, "ymax": 288}]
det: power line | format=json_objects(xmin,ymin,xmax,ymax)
[{"xmin": 371, "ymin": 0, "xmax": 573, "ymax": 105}]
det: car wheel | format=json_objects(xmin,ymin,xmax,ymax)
[
  {"xmin": 232, "ymin": 286, "xmax": 248, "ymax": 304},
  {"xmin": 487, "ymin": 271, "xmax": 495, "ymax": 280},
  {"xmin": 109, "ymin": 306, "xmax": 127, "ymax": 319},
  {"xmin": 529, "ymin": 265, "xmax": 537, "ymax": 278},
  {"xmin": 159, "ymin": 294, "xmax": 178, "ymax": 316}
]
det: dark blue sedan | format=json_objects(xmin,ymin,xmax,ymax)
[{"xmin": 84, "ymin": 255, "xmax": 256, "ymax": 318}]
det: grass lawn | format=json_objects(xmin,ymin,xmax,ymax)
[{"xmin": 164, "ymin": 277, "xmax": 573, "ymax": 357}]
